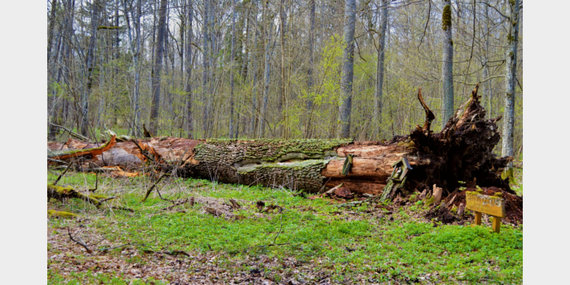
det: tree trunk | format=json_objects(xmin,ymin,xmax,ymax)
[
  {"xmin": 249, "ymin": 0, "xmax": 259, "ymax": 137},
  {"xmin": 304, "ymin": 0, "xmax": 316, "ymax": 139},
  {"xmin": 229, "ymin": 0, "xmax": 237, "ymax": 138},
  {"xmin": 149, "ymin": 0, "xmax": 168, "ymax": 135},
  {"xmin": 278, "ymin": 0, "xmax": 287, "ymax": 137},
  {"xmin": 202, "ymin": 0, "xmax": 211, "ymax": 137},
  {"xmin": 185, "ymin": 0, "xmax": 194, "ymax": 138},
  {"xmin": 482, "ymin": 0, "xmax": 492, "ymax": 119},
  {"xmin": 339, "ymin": 0, "xmax": 356, "ymax": 138},
  {"xmin": 374, "ymin": 0, "xmax": 388, "ymax": 139},
  {"xmin": 502, "ymin": 0, "xmax": 520, "ymax": 171},
  {"xmin": 49, "ymin": 86, "xmax": 510, "ymax": 199},
  {"xmin": 259, "ymin": 0, "xmax": 272, "ymax": 138},
  {"xmin": 441, "ymin": 0, "xmax": 454, "ymax": 127},
  {"xmin": 47, "ymin": 0, "xmax": 58, "ymax": 63},
  {"xmin": 131, "ymin": 0, "xmax": 142, "ymax": 137},
  {"xmin": 80, "ymin": 0, "xmax": 102, "ymax": 137}
]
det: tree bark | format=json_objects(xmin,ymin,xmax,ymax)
[
  {"xmin": 49, "ymin": 87, "xmax": 510, "ymax": 198},
  {"xmin": 131, "ymin": 0, "xmax": 142, "ymax": 137},
  {"xmin": 339, "ymin": 0, "xmax": 356, "ymax": 138},
  {"xmin": 304, "ymin": 0, "xmax": 316, "ymax": 139},
  {"xmin": 259, "ymin": 0, "xmax": 272, "ymax": 138},
  {"xmin": 374, "ymin": 0, "xmax": 388, "ymax": 139},
  {"xmin": 149, "ymin": 0, "xmax": 168, "ymax": 135},
  {"xmin": 80, "ymin": 0, "xmax": 102, "ymax": 137},
  {"xmin": 202, "ymin": 0, "xmax": 211, "ymax": 137},
  {"xmin": 502, "ymin": 0, "xmax": 520, "ymax": 171},
  {"xmin": 185, "ymin": 0, "xmax": 194, "ymax": 138},
  {"xmin": 229, "ymin": 0, "xmax": 237, "ymax": 138},
  {"xmin": 441, "ymin": 0, "xmax": 454, "ymax": 127},
  {"xmin": 278, "ymin": 0, "xmax": 287, "ymax": 137},
  {"xmin": 249, "ymin": 0, "xmax": 259, "ymax": 137}
]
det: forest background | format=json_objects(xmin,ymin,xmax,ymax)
[
  {"xmin": 46, "ymin": 0, "xmax": 522, "ymax": 163},
  {"xmin": 7, "ymin": 0, "xmax": 570, "ymax": 283}
]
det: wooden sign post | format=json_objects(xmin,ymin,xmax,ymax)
[{"xmin": 465, "ymin": 191, "xmax": 505, "ymax": 233}]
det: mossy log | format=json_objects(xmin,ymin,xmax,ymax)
[
  {"xmin": 48, "ymin": 184, "xmax": 102, "ymax": 206},
  {"xmin": 48, "ymin": 209, "xmax": 79, "ymax": 218},
  {"xmin": 47, "ymin": 85, "xmax": 511, "ymax": 198}
]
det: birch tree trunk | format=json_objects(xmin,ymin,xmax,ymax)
[
  {"xmin": 441, "ymin": 0, "xmax": 454, "ymax": 127},
  {"xmin": 185, "ymin": 0, "xmax": 194, "ymax": 138},
  {"xmin": 149, "ymin": 0, "xmax": 168, "ymax": 135},
  {"xmin": 374, "ymin": 0, "xmax": 388, "ymax": 139},
  {"xmin": 339, "ymin": 0, "xmax": 356, "ymax": 138},
  {"xmin": 502, "ymin": 0, "xmax": 520, "ymax": 171},
  {"xmin": 80, "ymin": 0, "xmax": 102, "ymax": 137}
]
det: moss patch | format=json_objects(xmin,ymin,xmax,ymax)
[{"xmin": 442, "ymin": 3, "xmax": 452, "ymax": 31}]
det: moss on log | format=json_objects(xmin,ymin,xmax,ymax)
[
  {"xmin": 237, "ymin": 159, "xmax": 329, "ymax": 192},
  {"xmin": 184, "ymin": 139, "xmax": 351, "ymax": 189},
  {"xmin": 48, "ymin": 209, "xmax": 79, "ymax": 218},
  {"xmin": 47, "ymin": 184, "xmax": 102, "ymax": 206}
]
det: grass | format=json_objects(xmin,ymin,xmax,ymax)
[{"xmin": 48, "ymin": 171, "xmax": 522, "ymax": 284}]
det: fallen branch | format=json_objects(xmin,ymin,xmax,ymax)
[
  {"xmin": 161, "ymin": 198, "xmax": 191, "ymax": 211},
  {"xmin": 53, "ymin": 162, "xmax": 73, "ymax": 186},
  {"xmin": 49, "ymin": 122, "xmax": 91, "ymax": 141},
  {"xmin": 142, "ymin": 172, "xmax": 170, "ymax": 202},
  {"xmin": 48, "ymin": 135, "xmax": 116, "ymax": 161},
  {"xmin": 67, "ymin": 227, "xmax": 93, "ymax": 254},
  {"xmin": 48, "ymin": 184, "xmax": 102, "ymax": 207}
]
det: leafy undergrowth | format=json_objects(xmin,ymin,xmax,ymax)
[{"xmin": 48, "ymin": 171, "xmax": 522, "ymax": 284}]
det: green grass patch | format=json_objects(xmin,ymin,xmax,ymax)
[{"xmin": 48, "ymin": 171, "xmax": 522, "ymax": 283}]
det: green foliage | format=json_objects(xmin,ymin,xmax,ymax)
[{"xmin": 48, "ymin": 172, "xmax": 522, "ymax": 283}]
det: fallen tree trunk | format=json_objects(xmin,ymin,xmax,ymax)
[{"xmin": 47, "ymin": 85, "xmax": 511, "ymax": 198}]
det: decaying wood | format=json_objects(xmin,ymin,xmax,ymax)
[
  {"xmin": 48, "ymin": 135, "xmax": 116, "ymax": 161},
  {"xmin": 47, "ymin": 85, "xmax": 512, "ymax": 201}
]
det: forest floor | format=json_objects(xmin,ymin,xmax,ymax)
[{"xmin": 47, "ymin": 171, "xmax": 522, "ymax": 284}]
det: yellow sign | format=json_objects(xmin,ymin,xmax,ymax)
[
  {"xmin": 465, "ymin": 191, "xmax": 505, "ymax": 233},
  {"xmin": 465, "ymin": 191, "xmax": 505, "ymax": 218}
]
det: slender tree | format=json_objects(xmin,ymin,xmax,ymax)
[
  {"xmin": 259, "ymin": 0, "xmax": 272, "ymax": 137},
  {"xmin": 278, "ymin": 0, "xmax": 287, "ymax": 137},
  {"xmin": 229, "ymin": 0, "xmax": 237, "ymax": 138},
  {"xmin": 249, "ymin": 0, "xmax": 260, "ymax": 137},
  {"xmin": 130, "ymin": 0, "xmax": 142, "ymax": 136},
  {"xmin": 185, "ymin": 0, "xmax": 194, "ymax": 138},
  {"xmin": 441, "ymin": 0, "xmax": 454, "ymax": 127},
  {"xmin": 482, "ymin": 0, "xmax": 492, "ymax": 118},
  {"xmin": 80, "ymin": 0, "xmax": 102, "ymax": 137},
  {"xmin": 149, "ymin": 0, "xmax": 168, "ymax": 135},
  {"xmin": 374, "ymin": 0, "xmax": 388, "ymax": 138},
  {"xmin": 202, "ymin": 0, "xmax": 211, "ymax": 137},
  {"xmin": 339, "ymin": 0, "xmax": 356, "ymax": 138},
  {"xmin": 304, "ymin": 0, "xmax": 316, "ymax": 139},
  {"xmin": 502, "ymin": 0, "xmax": 520, "ymax": 172}
]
